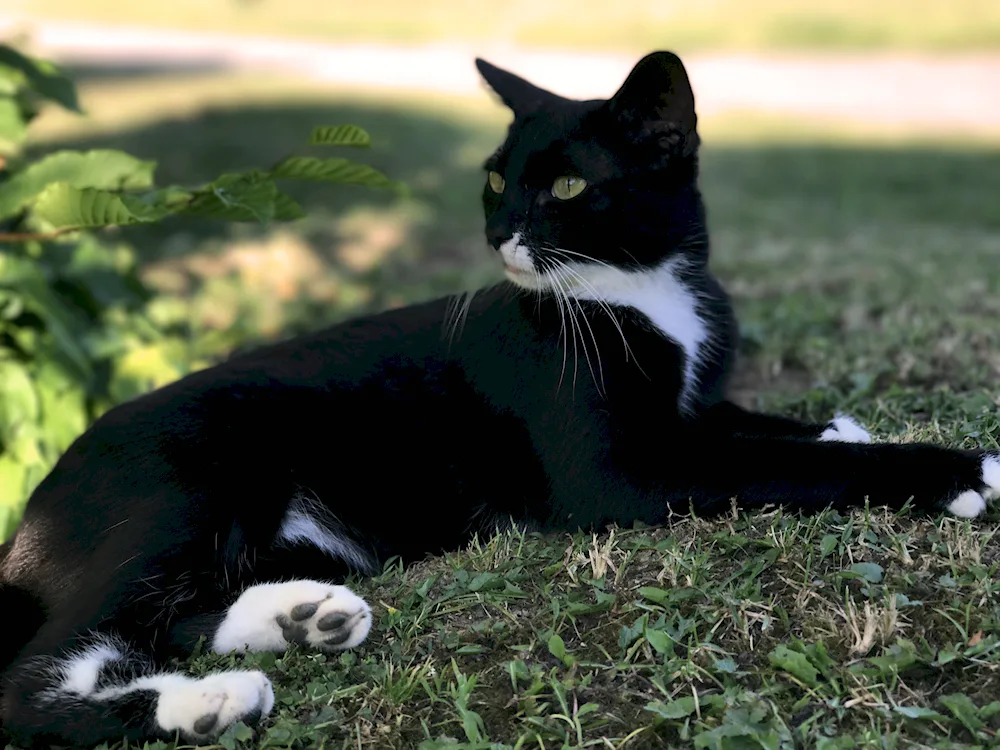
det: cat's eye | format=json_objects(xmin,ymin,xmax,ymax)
[
  {"xmin": 552, "ymin": 176, "xmax": 587, "ymax": 200},
  {"xmin": 487, "ymin": 171, "xmax": 505, "ymax": 193}
]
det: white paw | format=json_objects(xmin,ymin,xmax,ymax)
[
  {"xmin": 947, "ymin": 489, "xmax": 987, "ymax": 519},
  {"xmin": 982, "ymin": 453, "xmax": 1000, "ymax": 502},
  {"xmin": 213, "ymin": 579, "xmax": 372, "ymax": 654},
  {"xmin": 155, "ymin": 670, "xmax": 273, "ymax": 741},
  {"xmin": 819, "ymin": 415, "xmax": 871, "ymax": 444}
]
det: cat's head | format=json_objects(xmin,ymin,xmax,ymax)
[{"xmin": 475, "ymin": 51, "xmax": 706, "ymax": 293}]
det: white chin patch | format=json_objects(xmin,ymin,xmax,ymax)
[{"xmin": 498, "ymin": 232, "xmax": 543, "ymax": 289}]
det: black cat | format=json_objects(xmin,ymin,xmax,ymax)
[{"xmin": 1, "ymin": 51, "xmax": 997, "ymax": 747}]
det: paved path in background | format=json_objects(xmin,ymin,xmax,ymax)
[{"xmin": 3, "ymin": 17, "xmax": 999, "ymax": 132}]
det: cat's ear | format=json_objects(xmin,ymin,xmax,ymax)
[
  {"xmin": 475, "ymin": 58, "xmax": 558, "ymax": 117},
  {"xmin": 604, "ymin": 51, "xmax": 699, "ymax": 156}
]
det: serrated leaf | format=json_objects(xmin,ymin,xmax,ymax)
[
  {"xmin": 0, "ymin": 45, "xmax": 81, "ymax": 113},
  {"xmin": 184, "ymin": 172, "xmax": 280, "ymax": 224},
  {"xmin": 308, "ymin": 125, "xmax": 371, "ymax": 147},
  {"xmin": 768, "ymin": 644, "xmax": 819, "ymax": 687},
  {"xmin": 271, "ymin": 156, "xmax": 397, "ymax": 190},
  {"xmin": 32, "ymin": 183, "xmax": 169, "ymax": 229},
  {"xmin": 0, "ymin": 150, "xmax": 156, "ymax": 220}
]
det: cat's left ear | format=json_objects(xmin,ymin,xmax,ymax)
[
  {"xmin": 604, "ymin": 51, "xmax": 699, "ymax": 156},
  {"xmin": 475, "ymin": 58, "xmax": 559, "ymax": 117}
]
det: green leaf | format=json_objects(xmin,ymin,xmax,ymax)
[
  {"xmin": 0, "ymin": 97, "xmax": 28, "ymax": 154},
  {"xmin": 32, "ymin": 183, "xmax": 169, "ymax": 229},
  {"xmin": 938, "ymin": 693, "xmax": 984, "ymax": 735},
  {"xmin": 768, "ymin": 644, "xmax": 819, "ymax": 687},
  {"xmin": 0, "ymin": 360, "xmax": 41, "ymax": 465},
  {"xmin": 0, "ymin": 45, "xmax": 81, "ymax": 113},
  {"xmin": 0, "ymin": 255, "xmax": 92, "ymax": 380},
  {"xmin": 308, "ymin": 124, "xmax": 371, "ymax": 147},
  {"xmin": 468, "ymin": 571, "xmax": 503, "ymax": 591},
  {"xmin": 0, "ymin": 149, "xmax": 156, "ymax": 220},
  {"xmin": 217, "ymin": 720, "xmax": 254, "ymax": 750},
  {"xmin": 893, "ymin": 705, "xmax": 947, "ymax": 721},
  {"xmin": 638, "ymin": 586, "xmax": 671, "ymax": 604},
  {"xmin": 184, "ymin": 172, "xmax": 280, "ymax": 224},
  {"xmin": 645, "ymin": 628, "xmax": 674, "ymax": 655},
  {"xmin": 645, "ymin": 696, "xmax": 697, "ymax": 720},
  {"xmin": 849, "ymin": 562, "xmax": 884, "ymax": 584},
  {"xmin": 819, "ymin": 534, "xmax": 839, "ymax": 558},
  {"xmin": 271, "ymin": 156, "xmax": 397, "ymax": 190},
  {"xmin": 33, "ymin": 359, "xmax": 87, "ymax": 457},
  {"xmin": 546, "ymin": 633, "xmax": 566, "ymax": 661},
  {"xmin": 0, "ymin": 453, "xmax": 28, "ymax": 513}
]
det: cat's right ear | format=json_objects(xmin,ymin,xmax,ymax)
[{"xmin": 475, "ymin": 58, "xmax": 557, "ymax": 117}]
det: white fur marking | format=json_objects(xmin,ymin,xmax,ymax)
[
  {"xmin": 819, "ymin": 415, "xmax": 872, "ymax": 444},
  {"xmin": 498, "ymin": 232, "xmax": 536, "ymax": 278},
  {"xmin": 36, "ymin": 634, "xmax": 273, "ymax": 740},
  {"xmin": 982, "ymin": 453, "xmax": 1000, "ymax": 502},
  {"xmin": 60, "ymin": 641, "xmax": 121, "ymax": 696},
  {"xmin": 276, "ymin": 494, "xmax": 376, "ymax": 573},
  {"xmin": 567, "ymin": 258, "xmax": 709, "ymax": 413},
  {"xmin": 499, "ymin": 240, "xmax": 709, "ymax": 412},
  {"xmin": 151, "ymin": 670, "xmax": 274, "ymax": 739},
  {"xmin": 947, "ymin": 490, "xmax": 987, "ymax": 519},
  {"xmin": 212, "ymin": 579, "xmax": 372, "ymax": 654}
]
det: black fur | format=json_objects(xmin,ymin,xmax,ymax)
[{"xmin": 1, "ymin": 51, "xmax": 996, "ymax": 747}]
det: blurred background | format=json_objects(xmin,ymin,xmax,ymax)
[{"xmin": 1, "ymin": 1, "xmax": 999, "ymax": 537}]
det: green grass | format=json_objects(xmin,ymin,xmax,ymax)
[
  {"xmin": 8, "ymin": 69, "xmax": 1000, "ymax": 748},
  {"xmin": 16, "ymin": 0, "xmax": 1000, "ymax": 54}
]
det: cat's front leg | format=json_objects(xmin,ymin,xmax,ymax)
[
  {"xmin": 658, "ymin": 436, "xmax": 999, "ymax": 519},
  {"xmin": 211, "ymin": 580, "xmax": 373, "ymax": 654}
]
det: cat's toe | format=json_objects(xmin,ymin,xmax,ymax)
[
  {"xmin": 819, "ymin": 414, "xmax": 871, "ymax": 444},
  {"xmin": 272, "ymin": 583, "xmax": 372, "ymax": 651}
]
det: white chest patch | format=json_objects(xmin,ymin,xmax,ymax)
[
  {"xmin": 498, "ymin": 239, "xmax": 710, "ymax": 413},
  {"xmin": 573, "ymin": 259, "xmax": 710, "ymax": 413}
]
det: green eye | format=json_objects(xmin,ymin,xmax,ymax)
[
  {"xmin": 552, "ymin": 175, "xmax": 587, "ymax": 200},
  {"xmin": 487, "ymin": 171, "xmax": 505, "ymax": 193}
]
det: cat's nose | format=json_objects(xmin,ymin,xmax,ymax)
[{"xmin": 485, "ymin": 221, "xmax": 514, "ymax": 251}]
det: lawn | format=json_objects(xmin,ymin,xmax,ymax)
[
  {"xmin": 13, "ymin": 0, "xmax": 1000, "ymax": 54},
  {"xmin": 7, "ymin": 64, "xmax": 1000, "ymax": 748}
]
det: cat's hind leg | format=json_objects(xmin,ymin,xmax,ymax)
[
  {"xmin": 1, "ymin": 631, "xmax": 273, "ymax": 746},
  {"xmin": 210, "ymin": 579, "xmax": 373, "ymax": 654}
]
